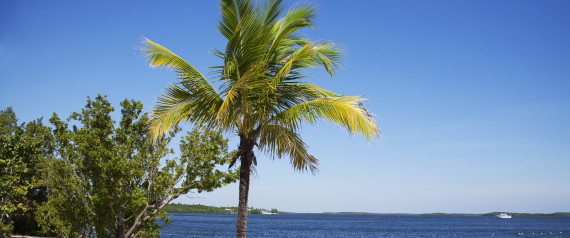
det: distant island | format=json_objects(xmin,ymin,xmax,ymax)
[
  {"xmin": 166, "ymin": 204, "xmax": 278, "ymax": 214},
  {"xmin": 166, "ymin": 204, "xmax": 570, "ymax": 217}
]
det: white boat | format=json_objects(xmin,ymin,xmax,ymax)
[{"xmin": 496, "ymin": 212, "xmax": 512, "ymax": 219}]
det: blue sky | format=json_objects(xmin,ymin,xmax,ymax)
[{"xmin": 1, "ymin": 0, "xmax": 569, "ymax": 213}]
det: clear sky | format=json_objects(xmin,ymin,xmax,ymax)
[{"xmin": 2, "ymin": 0, "xmax": 569, "ymax": 214}]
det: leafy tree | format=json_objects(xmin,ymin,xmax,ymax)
[
  {"xmin": 142, "ymin": 0, "xmax": 379, "ymax": 237},
  {"xmin": 0, "ymin": 107, "xmax": 54, "ymax": 237},
  {"xmin": 37, "ymin": 95, "xmax": 238, "ymax": 238}
]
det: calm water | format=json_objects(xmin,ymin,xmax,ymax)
[{"xmin": 160, "ymin": 213, "xmax": 570, "ymax": 237}]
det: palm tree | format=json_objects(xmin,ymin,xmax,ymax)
[{"xmin": 141, "ymin": 0, "xmax": 380, "ymax": 237}]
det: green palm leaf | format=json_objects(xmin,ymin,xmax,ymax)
[
  {"xmin": 277, "ymin": 96, "xmax": 379, "ymax": 141},
  {"xmin": 141, "ymin": 38, "xmax": 223, "ymax": 137},
  {"xmin": 257, "ymin": 124, "xmax": 318, "ymax": 174}
]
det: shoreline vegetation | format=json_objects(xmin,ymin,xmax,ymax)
[
  {"xmin": 166, "ymin": 204, "xmax": 570, "ymax": 217},
  {"xmin": 166, "ymin": 204, "xmax": 278, "ymax": 214}
]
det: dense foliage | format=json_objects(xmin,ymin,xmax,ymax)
[
  {"xmin": 0, "ymin": 107, "xmax": 54, "ymax": 237},
  {"xmin": 36, "ymin": 95, "xmax": 238, "ymax": 237},
  {"xmin": 1, "ymin": 95, "xmax": 238, "ymax": 238}
]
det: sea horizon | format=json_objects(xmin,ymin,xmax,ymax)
[
  {"xmin": 161, "ymin": 213, "xmax": 570, "ymax": 237},
  {"xmin": 165, "ymin": 203, "xmax": 570, "ymax": 216}
]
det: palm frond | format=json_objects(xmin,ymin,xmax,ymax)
[
  {"xmin": 216, "ymin": 62, "xmax": 268, "ymax": 121},
  {"xmin": 269, "ymin": 40, "xmax": 343, "ymax": 88},
  {"xmin": 277, "ymin": 96, "xmax": 380, "ymax": 141},
  {"xmin": 270, "ymin": 42, "xmax": 316, "ymax": 86},
  {"xmin": 312, "ymin": 41, "xmax": 344, "ymax": 77},
  {"xmin": 149, "ymin": 84, "xmax": 194, "ymax": 137},
  {"xmin": 141, "ymin": 38, "xmax": 223, "ymax": 138},
  {"xmin": 150, "ymin": 83, "xmax": 222, "ymax": 138},
  {"xmin": 261, "ymin": 0, "xmax": 283, "ymax": 25},
  {"xmin": 267, "ymin": 4, "xmax": 316, "ymax": 56},
  {"xmin": 218, "ymin": 0, "xmax": 255, "ymax": 40},
  {"xmin": 257, "ymin": 124, "xmax": 318, "ymax": 174}
]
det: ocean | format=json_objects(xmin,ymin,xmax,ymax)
[{"xmin": 160, "ymin": 213, "xmax": 570, "ymax": 237}]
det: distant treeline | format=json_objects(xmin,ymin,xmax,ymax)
[
  {"xmin": 165, "ymin": 204, "xmax": 278, "ymax": 214},
  {"xmin": 164, "ymin": 204, "xmax": 570, "ymax": 217},
  {"xmin": 166, "ymin": 204, "xmax": 232, "ymax": 214}
]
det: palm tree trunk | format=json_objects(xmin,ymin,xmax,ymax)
[{"xmin": 236, "ymin": 150, "xmax": 253, "ymax": 238}]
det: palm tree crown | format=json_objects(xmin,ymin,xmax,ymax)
[{"xmin": 143, "ymin": 0, "xmax": 379, "ymax": 172}]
